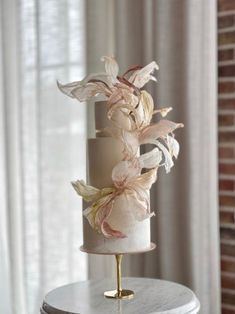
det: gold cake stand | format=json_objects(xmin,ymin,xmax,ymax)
[{"xmin": 80, "ymin": 243, "xmax": 156, "ymax": 300}]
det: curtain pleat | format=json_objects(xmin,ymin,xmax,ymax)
[
  {"xmin": 0, "ymin": 1, "xmax": 15, "ymax": 313},
  {"xmin": 0, "ymin": 1, "xmax": 87, "ymax": 313},
  {"xmin": 0, "ymin": 0, "xmax": 26, "ymax": 312}
]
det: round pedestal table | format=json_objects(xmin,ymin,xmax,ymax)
[{"xmin": 40, "ymin": 277, "xmax": 200, "ymax": 314}]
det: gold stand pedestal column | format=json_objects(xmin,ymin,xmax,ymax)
[
  {"xmin": 80, "ymin": 242, "xmax": 156, "ymax": 300},
  {"xmin": 104, "ymin": 254, "xmax": 134, "ymax": 300}
]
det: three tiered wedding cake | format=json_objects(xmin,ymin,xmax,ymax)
[{"xmin": 58, "ymin": 56, "xmax": 183, "ymax": 254}]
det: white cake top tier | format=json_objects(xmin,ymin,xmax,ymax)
[{"xmin": 95, "ymin": 101, "xmax": 110, "ymax": 137}]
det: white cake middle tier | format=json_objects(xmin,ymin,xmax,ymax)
[
  {"xmin": 87, "ymin": 137, "xmax": 123, "ymax": 188},
  {"xmin": 82, "ymin": 136, "xmax": 151, "ymax": 254}
]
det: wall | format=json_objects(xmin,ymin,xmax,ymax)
[{"xmin": 218, "ymin": 1, "xmax": 235, "ymax": 313}]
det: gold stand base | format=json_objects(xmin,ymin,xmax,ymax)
[
  {"xmin": 104, "ymin": 289, "xmax": 134, "ymax": 299},
  {"xmin": 80, "ymin": 244, "xmax": 156, "ymax": 302}
]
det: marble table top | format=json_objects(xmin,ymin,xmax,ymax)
[{"xmin": 41, "ymin": 277, "xmax": 200, "ymax": 314}]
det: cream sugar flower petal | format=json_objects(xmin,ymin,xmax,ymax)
[
  {"xmin": 72, "ymin": 180, "xmax": 114, "ymax": 203},
  {"xmin": 138, "ymin": 120, "xmax": 183, "ymax": 173},
  {"xmin": 153, "ymin": 107, "xmax": 173, "ymax": 117},
  {"xmin": 137, "ymin": 91, "xmax": 154, "ymax": 127},
  {"xmin": 57, "ymin": 80, "xmax": 81, "ymax": 98},
  {"xmin": 115, "ymin": 81, "xmax": 133, "ymax": 90},
  {"xmin": 57, "ymin": 72, "xmax": 106, "ymax": 89},
  {"xmin": 129, "ymin": 168, "xmax": 158, "ymax": 191},
  {"xmin": 101, "ymin": 221, "xmax": 127, "ymax": 238},
  {"xmin": 57, "ymin": 80, "xmax": 111, "ymax": 102},
  {"xmin": 107, "ymin": 88, "xmax": 138, "ymax": 129},
  {"xmin": 106, "ymin": 193, "xmax": 153, "ymax": 235},
  {"xmin": 57, "ymin": 71, "xmax": 111, "ymax": 93},
  {"xmin": 83, "ymin": 193, "xmax": 114, "ymax": 231},
  {"xmin": 72, "ymin": 180, "xmax": 100, "ymax": 202},
  {"xmin": 84, "ymin": 193, "xmax": 126, "ymax": 238},
  {"xmin": 121, "ymin": 130, "xmax": 139, "ymax": 158},
  {"xmin": 116, "ymin": 90, "xmax": 153, "ymax": 130},
  {"xmin": 129, "ymin": 61, "xmax": 159, "ymax": 88},
  {"xmin": 107, "ymin": 89, "xmax": 123, "ymax": 109},
  {"xmin": 107, "ymin": 102, "xmax": 137, "ymax": 121},
  {"xmin": 123, "ymin": 191, "xmax": 153, "ymax": 221},
  {"xmin": 138, "ymin": 148, "xmax": 162, "ymax": 169},
  {"xmin": 167, "ymin": 135, "xmax": 180, "ymax": 158},
  {"xmin": 129, "ymin": 187, "xmax": 150, "ymax": 215},
  {"xmin": 111, "ymin": 159, "xmax": 158, "ymax": 222},
  {"xmin": 71, "ymin": 82, "xmax": 111, "ymax": 102},
  {"xmin": 133, "ymin": 198, "xmax": 155, "ymax": 221},
  {"xmin": 112, "ymin": 160, "xmax": 140, "ymax": 187},
  {"xmin": 83, "ymin": 205, "xmax": 97, "ymax": 229},
  {"xmin": 120, "ymin": 120, "xmax": 183, "ymax": 159},
  {"xmin": 139, "ymin": 119, "xmax": 184, "ymax": 144},
  {"xmin": 126, "ymin": 168, "xmax": 158, "ymax": 217},
  {"xmin": 107, "ymin": 87, "xmax": 138, "ymax": 110},
  {"xmin": 82, "ymin": 72, "xmax": 111, "ymax": 84},
  {"xmin": 83, "ymin": 206, "xmax": 102, "ymax": 231},
  {"xmin": 112, "ymin": 149, "xmax": 161, "ymax": 188},
  {"xmin": 94, "ymin": 196, "xmax": 114, "ymax": 227},
  {"xmin": 109, "ymin": 109, "xmax": 135, "ymax": 131},
  {"xmin": 154, "ymin": 140, "xmax": 174, "ymax": 173},
  {"xmin": 121, "ymin": 89, "xmax": 139, "ymax": 107},
  {"xmin": 101, "ymin": 56, "xmax": 119, "ymax": 84}
]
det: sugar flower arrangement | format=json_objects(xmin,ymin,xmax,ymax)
[{"xmin": 58, "ymin": 56, "xmax": 183, "ymax": 239}]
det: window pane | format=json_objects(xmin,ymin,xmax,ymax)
[{"xmin": 19, "ymin": 0, "xmax": 87, "ymax": 312}]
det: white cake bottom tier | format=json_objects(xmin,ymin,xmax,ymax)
[
  {"xmin": 84, "ymin": 137, "xmax": 151, "ymax": 254},
  {"xmin": 82, "ymin": 216, "xmax": 151, "ymax": 254}
]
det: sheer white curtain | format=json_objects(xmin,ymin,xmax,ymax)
[
  {"xmin": 0, "ymin": 1, "xmax": 87, "ymax": 313},
  {"xmin": 86, "ymin": 1, "xmax": 221, "ymax": 313}
]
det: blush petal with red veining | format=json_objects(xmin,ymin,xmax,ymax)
[
  {"xmin": 129, "ymin": 61, "xmax": 159, "ymax": 88},
  {"xmin": 101, "ymin": 56, "xmax": 119, "ymax": 84},
  {"xmin": 139, "ymin": 120, "xmax": 184, "ymax": 144},
  {"xmin": 57, "ymin": 80, "xmax": 111, "ymax": 102},
  {"xmin": 112, "ymin": 160, "xmax": 141, "ymax": 187},
  {"xmin": 101, "ymin": 221, "xmax": 127, "ymax": 238}
]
